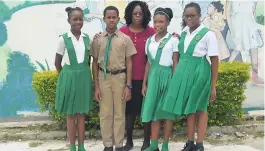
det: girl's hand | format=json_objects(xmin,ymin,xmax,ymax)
[
  {"xmin": 142, "ymin": 84, "xmax": 147, "ymax": 97},
  {"xmin": 94, "ymin": 87, "xmax": 102, "ymax": 102},
  {"xmin": 93, "ymin": 32, "xmax": 102, "ymax": 40},
  {"xmin": 210, "ymin": 87, "xmax": 216, "ymax": 102}
]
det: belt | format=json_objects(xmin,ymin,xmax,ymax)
[{"xmin": 99, "ymin": 67, "xmax": 126, "ymax": 75}]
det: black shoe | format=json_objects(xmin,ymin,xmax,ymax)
[
  {"xmin": 181, "ymin": 143, "xmax": 195, "ymax": 151},
  {"xmin": 194, "ymin": 145, "xmax": 204, "ymax": 151},
  {"xmin": 104, "ymin": 146, "xmax": 114, "ymax": 151},
  {"xmin": 140, "ymin": 143, "xmax": 150, "ymax": 151},
  {"xmin": 115, "ymin": 147, "xmax": 124, "ymax": 151},
  {"xmin": 124, "ymin": 143, "xmax": 133, "ymax": 151}
]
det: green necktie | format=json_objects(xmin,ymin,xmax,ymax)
[{"xmin": 103, "ymin": 34, "xmax": 115, "ymax": 79}]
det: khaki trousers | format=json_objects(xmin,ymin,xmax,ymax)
[{"xmin": 98, "ymin": 71, "xmax": 126, "ymax": 148}]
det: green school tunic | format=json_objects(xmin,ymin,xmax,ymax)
[
  {"xmin": 163, "ymin": 27, "xmax": 212, "ymax": 115},
  {"xmin": 141, "ymin": 34, "xmax": 176, "ymax": 122},
  {"xmin": 55, "ymin": 33, "xmax": 93, "ymax": 115}
]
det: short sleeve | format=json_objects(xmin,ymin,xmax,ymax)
[
  {"xmin": 206, "ymin": 31, "xmax": 219, "ymax": 57},
  {"xmin": 171, "ymin": 37, "xmax": 179, "ymax": 52},
  {"xmin": 125, "ymin": 36, "xmax": 137, "ymax": 57},
  {"xmin": 56, "ymin": 36, "xmax": 65, "ymax": 56},
  {"xmin": 90, "ymin": 39, "xmax": 99, "ymax": 58}
]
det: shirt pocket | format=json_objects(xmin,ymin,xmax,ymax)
[
  {"xmin": 117, "ymin": 43, "xmax": 126, "ymax": 58},
  {"xmin": 112, "ymin": 42, "xmax": 126, "ymax": 68}
]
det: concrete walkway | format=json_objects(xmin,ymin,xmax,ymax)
[{"xmin": 0, "ymin": 138, "xmax": 263, "ymax": 151}]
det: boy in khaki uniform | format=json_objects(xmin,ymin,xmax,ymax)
[{"xmin": 90, "ymin": 6, "xmax": 137, "ymax": 151}]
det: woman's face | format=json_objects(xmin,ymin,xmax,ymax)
[
  {"xmin": 132, "ymin": 5, "xmax": 143, "ymax": 25},
  {"xmin": 207, "ymin": 4, "xmax": 216, "ymax": 15}
]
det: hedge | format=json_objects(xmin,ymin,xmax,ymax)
[{"xmin": 32, "ymin": 62, "xmax": 250, "ymax": 132}]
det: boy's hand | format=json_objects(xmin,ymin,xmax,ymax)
[
  {"xmin": 122, "ymin": 87, "xmax": 131, "ymax": 102},
  {"xmin": 172, "ymin": 32, "xmax": 180, "ymax": 39},
  {"xmin": 93, "ymin": 32, "xmax": 102, "ymax": 40}
]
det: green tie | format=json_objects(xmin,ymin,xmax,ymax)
[{"xmin": 103, "ymin": 34, "xmax": 115, "ymax": 79}]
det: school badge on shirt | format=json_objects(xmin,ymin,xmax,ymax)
[
  {"xmin": 159, "ymin": 41, "xmax": 167, "ymax": 49},
  {"xmin": 195, "ymin": 35, "xmax": 202, "ymax": 41}
]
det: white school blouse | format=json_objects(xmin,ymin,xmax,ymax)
[
  {"xmin": 181, "ymin": 24, "xmax": 219, "ymax": 57},
  {"xmin": 56, "ymin": 31, "xmax": 87, "ymax": 65},
  {"xmin": 145, "ymin": 33, "xmax": 179, "ymax": 66}
]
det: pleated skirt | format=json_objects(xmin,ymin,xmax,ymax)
[
  {"xmin": 163, "ymin": 56, "xmax": 211, "ymax": 115},
  {"xmin": 141, "ymin": 65, "xmax": 176, "ymax": 122},
  {"xmin": 55, "ymin": 63, "xmax": 93, "ymax": 115}
]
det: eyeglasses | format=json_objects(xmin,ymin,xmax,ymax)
[
  {"xmin": 132, "ymin": 12, "xmax": 143, "ymax": 16},
  {"xmin": 183, "ymin": 14, "xmax": 197, "ymax": 19}
]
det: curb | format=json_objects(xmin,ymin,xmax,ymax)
[{"xmin": 0, "ymin": 124, "xmax": 263, "ymax": 141}]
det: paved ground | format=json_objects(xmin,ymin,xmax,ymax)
[{"xmin": 0, "ymin": 138, "xmax": 263, "ymax": 151}]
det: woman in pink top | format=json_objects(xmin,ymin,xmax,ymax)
[{"xmin": 120, "ymin": 1, "xmax": 155, "ymax": 151}]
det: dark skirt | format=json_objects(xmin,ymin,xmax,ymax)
[{"xmin": 126, "ymin": 80, "xmax": 143, "ymax": 115}]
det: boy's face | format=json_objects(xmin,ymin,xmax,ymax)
[{"xmin": 104, "ymin": 10, "xmax": 120, "ymax": 29}]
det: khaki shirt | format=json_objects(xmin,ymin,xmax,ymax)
[{"xmin": 90, "ymin": 30, "xmax": 137, "ymax": 71}]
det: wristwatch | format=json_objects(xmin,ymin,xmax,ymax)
[{"xmin": 126, "ymin": 84, "xmax": 132, "ymax": 89}]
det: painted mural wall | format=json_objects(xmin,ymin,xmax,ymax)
[{"xmin": 0, "ymin": 0, "xmax": 264, "ymax": 117}]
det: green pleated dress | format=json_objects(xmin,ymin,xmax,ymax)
[
  {"xmin": 55, "ymin": 33, "xmax": 93, "ymax": 115},
  {"xmin": 163, "ymin": 27, "xmax": 212, "ymax": 115},
  {"xmin": 141, "ymin": 34, "xmax": 176, "ymax": 122}
]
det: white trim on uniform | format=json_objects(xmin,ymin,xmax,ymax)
[
  {"xmin": 182, "ymin": 24, "xmax": 219, "ymax": 57},
  {"xmin": 56, "ymin": 31, "xmax": 86, "ymax": 65},
  {"xmin": 145, "ymin": 33, "xmax": 179, "ymax": 66}
]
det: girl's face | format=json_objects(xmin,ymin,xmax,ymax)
[
  {"xmin": 183, "ymin": 7, "xmax": 201, "ymax": 28},
  {"xmin": 68, "ymin": 10, "xmax": 83, "ymax": 31},
  {"xmin": 132, "ymin": 5, "xmax": 143, "ymax": 25},
  {"xmin": 153, "ymin": 14, "xmax": 169, "ymax": 33},
  {"xmin": 207, "ymin": 4, "xmax": 216, "ymax": 15}
]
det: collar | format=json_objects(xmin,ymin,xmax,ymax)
[
  {"xmin": 151, "ymin": 32, "xmax": 170, "ymax": 42},
  {"xmin": 182, "ymin": 24, "xmax": 205, "ymax": 35},
  {"xmin": 67, "ymin": 31, "xmax": 85, "ymax": 38},
  {"xmin": 103, "ymin": 30, "xmax": 119, "ymax": 37}
]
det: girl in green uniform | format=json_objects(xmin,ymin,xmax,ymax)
[
  {"xmin": 141, "ymin": 7, "xmax": 179, "ymax": 151},
  {"xmin": 163, "ymin": 2, "xmax": 219, "ymax": 151},
  {"xmin": 55, "ymin": 7, "xmax": 93, "ymax": 151}
]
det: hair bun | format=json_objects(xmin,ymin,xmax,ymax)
[
  {"xmin": 65, "ymin": 7, "xmax": 73, "ymax": 13},
  {"xmin": 165, "ymin": 8, "xmax": 173, "ymax": 20}
]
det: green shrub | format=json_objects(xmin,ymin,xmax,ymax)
[
  {"xmin": 32, "ymin": 62, "xmax": 250, "ymax": 134},
  {"xmin": 208, "ymin": 62, "xmax": 250, "ymax": 126}
]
